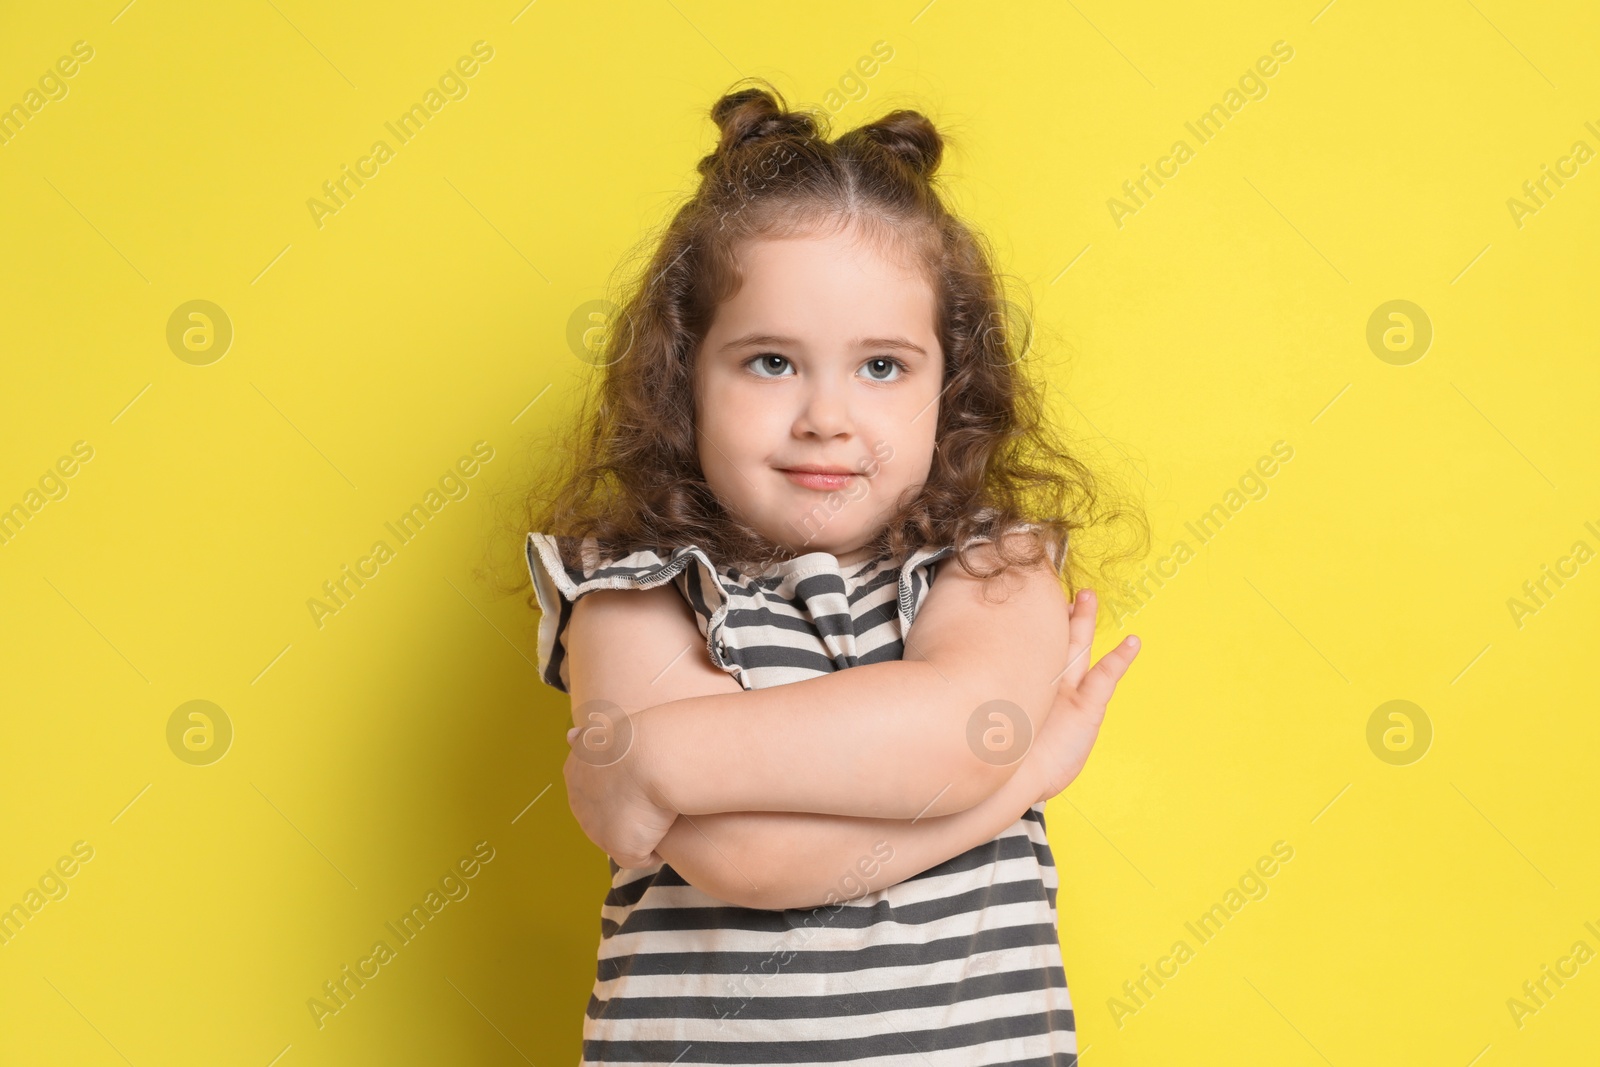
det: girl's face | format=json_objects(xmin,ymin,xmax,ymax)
[{"xmin": 694, "ymin": 220, "xmax": 943, "ymax": 566}]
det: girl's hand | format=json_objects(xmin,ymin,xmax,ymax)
[
  {"xmin": 1028, "ymin": 589, "xmax": 1140, "ymax": 805},
  {"xmin": 563, "ymin": 716, "xmax": 677, "ymax": 869}
]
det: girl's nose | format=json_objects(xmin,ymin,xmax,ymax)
[{"xmin": 794, "ymin": 384, "xmax": 852, "ymax": 439}]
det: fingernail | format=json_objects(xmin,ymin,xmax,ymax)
[
  {"xmin": 1128, "ymin": 636, "xmax": 1140, "ymax": 650},
  {"xmin": 567, "ymin": 727, "xmax": 580, "ymax": 741}
]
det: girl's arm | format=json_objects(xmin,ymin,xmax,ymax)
[
  {"xmin": 560, "ymin": 552, "xmax": 1130, "ymax": 885},
  {"xmin": 661, "ymin": 741, "xmax": 1049, "ymax": 911},
  {"xmin": 559, "ymin": 579, "xmax": 1096, "ymax": 910},
  {"xmin": 570, "ymin": 532, "xmax": 1074, "ymax": 823},
  {"xmin": 660, "ymin": 649, "xmax": 1122, "ymax": 910}
]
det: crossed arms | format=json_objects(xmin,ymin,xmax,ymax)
[{"xmin": 560, "ymin": 533, "xmax": 1085, "ymax": 911}]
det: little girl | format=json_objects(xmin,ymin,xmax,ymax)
[{"xmin": 523, "ymin": 82, "xmax": 1140, "ymax": 1066}]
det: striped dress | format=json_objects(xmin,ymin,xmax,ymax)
[{"xmin": 526, "ymin": 530, "xmax": 1077, "ymax": 1065}]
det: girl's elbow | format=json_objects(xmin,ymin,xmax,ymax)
[
  {"xmin": 703, "ymin": 874, "xmax": 798, "ymax": 911},
  {"xmin": 664, "ymin": 840, "xmax": 776, "ymax": 909},
  {"xmin": 724, "ymin": 862, "xmax": 814, "ymax": 910},
  {"xmin": 707, "ymin": 858, "xmax": 817, "ymax": 911},
  {"xmin": 746, "ymin": 882, "xmax": 833, "ymax": 912},
  {"xmin": 669, "ymin": 856, "xmax": 761, "ymax": 908},
  {"xmin": 931, "ymin": 680, "xmax": 1047, "ymax": 814},
  {"xmin": 924, "ymin": 754, "xmax": 1017, "ymax": 817}
]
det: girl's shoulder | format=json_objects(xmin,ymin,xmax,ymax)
[
  {"xmin": 524, "ymin": 533, "xmax": 730, "ymax": 694},
  {"xmin": 920, "ymin": 511, "xmax": 1067, "ymax": 581},
  {"xmin": 523, "ymin": 517, "xmax": 1061, "ymax": 695},
  {"xmin": 526, "ymin": 532, "xmax": 960, "ymax": 694},
  {"xmin": 526, "ymin": 532, "xmax": 692, "ymax": 600}
]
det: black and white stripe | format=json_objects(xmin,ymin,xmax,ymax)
[{"xmin": 527, "ymin": 532, "xmax": 1076, "ymax": 1065}]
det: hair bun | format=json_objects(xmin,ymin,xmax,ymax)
[
  {"xmin": 703, "ymin": 85, "xmax": 820, "ymax": 173},
  {"xmin": 854, "ymin": 110, "xmax": 942, "ymax": 180}
]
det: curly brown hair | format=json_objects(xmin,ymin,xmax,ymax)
[{"xmin": 505, "ymin": 80, "xmax": 1147, "ymax": 601}]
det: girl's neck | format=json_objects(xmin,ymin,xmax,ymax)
[{"xmin": 726, "ymin": 542, "xmax": 890, "ymax": 577}]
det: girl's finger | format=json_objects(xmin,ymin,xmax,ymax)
[
  {"xmin": 567, "ymin": 726, "xmax": 581, "ymax": 744},
  {"xmin": 1060, "ymin": 589, "xmax": 1098, "ymax": 689},
  {"xmin": 1075, "ymin": 635, "xmax": 1141, "ymax": 708}
]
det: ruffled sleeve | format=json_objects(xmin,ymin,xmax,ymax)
[
  {"xmin": 895, "ymin": 520, "xmax": 1068, "ymax": 636},
  {"xmin": 524, "ymin": 532, "xmax": 738, "ymax": 694},
  {"xmin": 892, "ymin": 543, "xmax": 960, "ymax": 639},
  {"xmin": 527, "ymin": 520, "xmax": 1069, "ymax": 695}
]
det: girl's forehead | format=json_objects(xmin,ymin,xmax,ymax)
[{"xmin": 728, "ymin": 229, "xmax": 936, "ymax": 311}]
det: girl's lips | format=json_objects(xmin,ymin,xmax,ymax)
[{"xmin": 780, "ymin": 469, "xmax": 856, "ymax": 491}]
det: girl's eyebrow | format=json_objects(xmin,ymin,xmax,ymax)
[{"xmin": 719, "ymin": 332, "xmax": 929, "ymax": 357}]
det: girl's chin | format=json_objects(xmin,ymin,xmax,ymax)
[{"xmin": 752, "ymin": 523, "xmax": 861, "ymax": 562}]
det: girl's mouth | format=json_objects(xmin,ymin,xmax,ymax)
[{"xmin": 778, "ymin": 469, "xmax": 857, "ymax": 491}]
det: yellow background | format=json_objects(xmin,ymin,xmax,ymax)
[{"xmin": 2, "ymin": 0, "xmax": 1596, "ymax": 1063}]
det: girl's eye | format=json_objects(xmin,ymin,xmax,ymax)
[
  {"xmin": 742, "ymin": 354, "xmax": 908, "ymax": 380},
  {"xmin": 746, "ymin": 353, "xmax": 793, "ymax": 378},
  {"xmin": 862, "ymin": 357, "xmax": 907, "ymax": 382}
]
